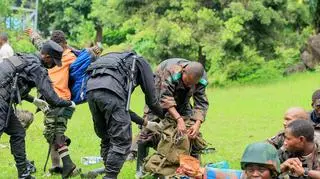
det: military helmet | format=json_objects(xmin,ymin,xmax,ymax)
[{"xmin": 241, "ymin": 142, "xmax": 280, "ymax": 174}]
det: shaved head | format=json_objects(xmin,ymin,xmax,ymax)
[
  {"xmin": 283, "ymin": 107, "xmax": 309, "ymax": 129},
  {"xmin": 184, "ymin": 62, "xmax": 204, "ymax": 80},
  {"xmin": 182, "ymin": 61, "xmax": 205, "ymax": 88}
]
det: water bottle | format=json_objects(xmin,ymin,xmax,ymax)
[{"xmin": 81, "ymin": 156, "xmax": 103, "ymax": 165}]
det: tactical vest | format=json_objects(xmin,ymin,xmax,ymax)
[
  {"xmin": 0, "ymin": 55, "xmax": 28, "ymax": 101},
  {"xmin": 86, "ymin": 51, "xmax": 138, "ymax": 94}
]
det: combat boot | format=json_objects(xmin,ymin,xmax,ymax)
[
  {"xmin": 26, "ymin": 160, "xmax": 36, "ymax": 174},
  {"xmin": 17, "ymin": 163, "xmax": 35, "ymax": 179},
  {"xmin": 58, "ymin": 146, "xmax": 81, "ymax": 178},
  {"xmin": 81, "ymin": 167, "xmax": 105, "ymax": 178}
]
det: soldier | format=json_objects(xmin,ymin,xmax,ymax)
[
  {"xmin": 26, "ymin": 29, "xmax": 80, "ymax": 178},
  {"xmin": 267, "ymin": 107, "xmax": 309, "ymax": 149},
  {"xmin": 279, "ymin": 119, "xmax": 320, "ymax": 179},
  {"xmin": 241, "ymin": 142, "xmax": 280, "ymax": 179},
  {"xmin": 139, "ymin": 58, "xmax": 209, "ymax": 177},
  {"xmin": 310, "ymin": 89, "xmax": 320, "ymax": 144},
  {"xmin": 0, "ymin": 40, "xmax": 74, "ymax": 179},
  {"xmin": 86, "ymin": 51, "xmax": 165, "ymax": 179}
]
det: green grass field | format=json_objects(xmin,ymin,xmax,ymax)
[{"xmin": 1, "ymin": 71, "xmax": 320, "ymax": 178}]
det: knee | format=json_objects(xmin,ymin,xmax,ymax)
[
  {"xmin": 111, "ymin": 142, "xmax": 131, "ymax": 156},
  {"xmin": 11, "ymin": 128, "xmax": 26, "ymax": 138},
  {"xmin": 52, "ymin": 134, "xmax": 71, "ymax": 149}
]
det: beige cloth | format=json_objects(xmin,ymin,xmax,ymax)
[{"xmin": 0, "ymin": 43, "xmax": 14, "ymax": 62}]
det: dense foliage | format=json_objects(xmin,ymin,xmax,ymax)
[{"xmin": 1, "ymin": 0, "xmax": 319, "ymax": 86}]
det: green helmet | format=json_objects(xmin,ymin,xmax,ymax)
[{"xmin": 241, "ymin": 142, "xmax": 280, "ymax": 174}]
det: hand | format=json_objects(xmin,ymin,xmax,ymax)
[
  {"xmin": 69, "ymin": 101, "xmax": 76, "ymax": 109},
  {"xmin": 281, "ymin": 158, "xmax": 302, "ymax": 173},
  {"xmin": 145, "ymin": 121, "xmax": 161, "ymax": 132},
  {"xmin": 187, "ymin": 120, "xmax": 201, "ymax": 139},
  {"xmin": 177, "ymin": 117, "xmax": 186, "ymax": 134},
  {"xmin": 33, "ymin": 98, "xmax": 49, "ymax": 113},
  {"xmin": 289, "ymin": 163, "xmax": 305, "ymax": 176},
  {"xmin": 24, "ymin": 28, "xmax": 33, "ymax": 37}
]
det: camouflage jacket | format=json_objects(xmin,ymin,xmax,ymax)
[
  {"xmin": 279, "ymin": 144, "xmax": 320, "ymax": 179},
  {"xmin": 267, "ymin": 130, "xmax": 285, "ymax": 150},
  {"xmin": 144, "ymin": 58, "xmax": 209, "ymax": 122}
]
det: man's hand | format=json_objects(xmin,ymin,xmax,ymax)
[
  {"xmin": 33, "ymin": 98, "xmax": 49, "ymax": 113},
  {"xmin": 177, "ymin": 117, "xmax": 186, "ymax": 134},
  {"xmin": 289, "ymin": 163, "xmax": 305, "ymax": 176},
  {"xmin": 187, "ymin": 120, "xmax": 201, "ymax": 139},
  {"xmin": 24, "ymin": 28, "xmax": 33, "ymax": 37},
  {"xmin": 145, "ymin": 121, "xmax": 161, "ymax": 132},
  {"xmin": 281, "ymin": 158, "xmax": 302, "ymax": 173}
]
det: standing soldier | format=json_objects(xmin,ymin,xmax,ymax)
[
  {"xmin": 86, "ymin": 51, "xmax": 165, "ymax": 179},
  {"xmin": 26, "ymin": 29, "xmax": 80, "ymax": 178},
  {"xmin": 139, "ymin": 58, "xmax": 209, "ymax": 177},
  {"xmin": 0, "ymin": 40, "xmax": 73, "ymax": 179}
]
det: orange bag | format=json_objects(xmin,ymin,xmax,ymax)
[{"xmin": 176, "ymin": 154, "xmax": 205, "ymax": 178}]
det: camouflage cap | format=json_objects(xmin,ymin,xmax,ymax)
[
  {"xmin": 241, "ymin": 142, "xmax": 280, "ymax": 174},
  {"xmin": 16, "ymin": 109, "xmax": 34, "ymax": 129}
]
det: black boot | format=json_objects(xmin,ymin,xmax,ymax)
[
  {"xmin": 81, "ymin": 167, "xmax": 105, "ymax": 178},
  {"xmin": 26, "ymin": 160, "xmax": 36, "ymax": 174},
  {"xmin": 58, "ymin": 146, "xmax": 81, "ymax": 178},
  {"xmin": 135, "ymin": 142, "xmax": 149, "ymax": 178},
  {"xmin": 17, "ymin": 163, "xmax": 35, "ymax": 179},
  {"xmin": 61, "ymin": 155, "xmax": 78, "ymax": 178},
  {"xmin": 102, "ymin": 175, "xmax": 116, "ymax": 179},
  {"xmin": 49, "ymin": 166, "xmax": 63, "ymax": 174}
]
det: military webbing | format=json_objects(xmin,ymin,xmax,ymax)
[{"xmin": 5, "ymin": 73, "xmax": 19, "ymax": 128}]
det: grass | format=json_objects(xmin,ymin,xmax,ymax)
[{"xmin": 1, "ymin": 71, "xmax": 320, "ymax": 178}]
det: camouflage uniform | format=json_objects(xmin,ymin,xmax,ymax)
[
  {"xmin": 140, "ymin": 58, "xmax": 209, "ymax": 176},
  {"xmin": 140, "ymin": 58, "xmax": 208, "ymax": 145},
  {"xmin": 278, "ymin": 144, "xmax": 320, "ymax": 179},
  {"xmin": 267, "ymin": 131, "xmax": 285, "ymax": 150}
]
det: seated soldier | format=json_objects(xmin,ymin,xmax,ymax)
[
  {"xmin": 310, "ymin": 89, "xmax": 320, "ymax": 144},
  {"xmin": 241, "ymin": 142, "xmax": 280, "ymax": 179},
  {"xmin": 279, "ymin": 119, "xmax": 320, "ymax": 179},
  {"xmin": 267, "ymin": 107, "xmax": 308, "ymax": 149}
]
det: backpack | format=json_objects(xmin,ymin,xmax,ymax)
[{"xmin": 69, "ymin": 49, "xmax": 96, "ymax": 104}]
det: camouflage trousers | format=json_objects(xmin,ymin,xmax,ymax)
[{"xmin": 43, "ymin": 107, "xmax": 74, "ymax": 144}]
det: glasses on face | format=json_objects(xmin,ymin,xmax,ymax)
[{"xmin": 246, "ymin": 166, "xmax": 269, "ymax": 175}]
